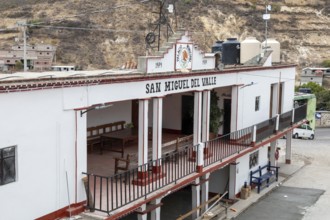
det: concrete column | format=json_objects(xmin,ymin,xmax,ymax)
[
  {"xmin": 192, "ymin": 178, "xmax": 201, "ymax": 219},
  {"xmin": 271, "ymin": 83, "xmax": 279, "ymax": 117},
  {"xmin": 137, "ymin": 204, "xmax": 147, "ymax": 220},
  {"xmin": 270, "ymin": 142, "xmax": 276, "ymax": 166},
  {"xmin": 231, "ymin": 86, "xmax": 239, "ymax": 131},
  {"xmin": 150, "ymin": 198, "xmax": 162, "ymax": 220},
  {"xmin": 138, "ymin": 99, "xmax": 149, "ymax": 168},
  {"xmin": 229, "ymin": 163, "xmax": 237, "ymax": 199},
  {"xmin": 152, "ymin": 97, "xmax": 163, "ymax": 172},
  {"xmin": 201, "ymin": 90, "xmax": 210, "ymax": 142},
  {"xmin": 286, "ymin": 130, "xmax": 292, "ymax": 164},
  {"xmin": 193, "ymin": 91, "xmax": 202, "ymax": 145},
  {"xmin": 201, "ymin": 173, "xmax": 210, "ymax": 213}
]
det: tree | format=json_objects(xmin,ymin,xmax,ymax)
[
  {"xmin": 209, "ymin": 90, "xmax": 223, "ymax": 134},
  {"xmin": 317, "ymin": 90, "xmax": 330, "ymax": 110},
  {"xmin": 296, "ymin": 82, "xmax": 325, "ymax": 94},
  {"xmin": 297, "ymin": 82, "xmax": 330, "ymax": 110},
  {"xmin": 321, "ymin": 60, "xmax": 330, "ymax": 68},
  {"xmin": 15, "ymin": 60, "xmax": 23, "ymax": 70}
]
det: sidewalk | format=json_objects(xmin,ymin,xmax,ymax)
[{"xmin": 209, "ymin": 157, "xmax": 306, "ymax": 220}]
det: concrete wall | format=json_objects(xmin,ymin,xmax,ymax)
[
  {"xmin": 0, "ymin": 89, "xmax": 86, "ymax": 220},
  {"xmin": 209, "ymin": 166, "xmax": 229, "ymax": 194},
  {"xmin": 316, "ymin": 111, "xmax": 330, "ymax": 127},
  {"xmin": 235, "ymin": 145, "xmax": 269, "ymax": 194}
]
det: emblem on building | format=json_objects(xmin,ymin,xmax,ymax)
[{"xmin": 176, "ymin": 44, "xmax": 192, "ymax": 70}]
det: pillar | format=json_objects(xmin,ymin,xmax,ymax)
[
  {"xmin": 193, "ymin": 91, "xmax": 202, "ymax": 145},
  {"xmin": 229, "ymin": 162, "xmax": 237, "ymax": 199},
  {"xmin": 201, "ymin": 173, "xmax": 210, "ymax": 213},
  {"xmin": 138, "ymin": 99, "xmax": 149, "ymax": 175},
  {"xmin": 269, "ymin": 141, "xmax": 276, "ymax": 166},
  {"xmin": 192, "ymin": 178, "xmax": 201, "ymax": 219},
  {"xmin": 201, "ymin": 90, "xmax": 210, "ymax": 142},
  {"xmin": 152, "ymin": 97, "xmax": 163, "ymax": 173},
  {"xmin": 286, "ymin": 130, "xmax": 292, "ymax": 164},
  {"xmin": 150, "ymin": 198, "xmax": 162, "ymax": 220},
  {"xmin": 137, "ymin": 204, "xmax": 147, "ymax": 220},
  {"xmin": 231, "ymin": 86, "xmax": 239, "ymax": 131}
]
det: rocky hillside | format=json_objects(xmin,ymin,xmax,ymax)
[{"xmin": 0, "ymin": 0, "xmax": 329, "ymax": 71}]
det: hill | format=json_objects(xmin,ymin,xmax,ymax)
[{"xmin": 0, "ymin": 0, "xmax": 329, "ymax": 71}]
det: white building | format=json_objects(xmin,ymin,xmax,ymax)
[
  {"xmin": 0, "ymin": 31, "xmax": 306, "ymax": 220},
  {"xmin": 300, "ymin": 67, "xmax": 330, "ymax": 86}
]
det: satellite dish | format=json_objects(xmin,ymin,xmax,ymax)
[{"xmin": 145, "ymin": 32, "xmax": 156, "ymax": 44}]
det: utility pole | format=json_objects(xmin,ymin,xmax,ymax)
[
  {"xmin": 17, "ymin": 21, "xmax": 28, "ymax": 72},
  {"xmin": 263, "ymin": 5, "xmax": 271, "ymax": 53}
]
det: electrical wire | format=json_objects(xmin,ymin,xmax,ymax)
[{"xmin": 26, "ymin": 23, "xmax": 146, "ymax": 33}]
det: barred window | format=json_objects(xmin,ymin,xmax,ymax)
[
  {"xmin": 0, "ymin": 146, "xmax": 16, "ymax": 186},
  {"xmin": 249, "ymin": 151, "xmax": 259, "ymax": 169},
  {"xmin": 255, "ymin": 96, "xmax": 260, "ymax": 111}
]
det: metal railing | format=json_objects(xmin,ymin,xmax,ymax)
[
  {"xmin": 279, "ymin": 111, "xmax": 293, "ymax": 131},
  {"xmin": 82, "ymin": 145, "xmax": 197, "ymax": 214},
  {"xmin": 255, "ymin": 116, "xmax": 277, "ymax": 143},
  {"xmin": 294, "ymin": 104, "xmax": 307, "ymax": 124},
  {"xmin": 204, "ymin": 126, "xmax": 253, "ymax": 167},
  {"xmin": 82, "ymin": 104, "xmax": 308, "ymax": 214}
]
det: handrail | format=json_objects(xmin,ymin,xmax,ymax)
[
  {"xmin": 176, "ymin": 191, "xmax": 228, "ymax": 220},
  {"xmin": 200, "ymin": 191, "xmax": 228, "ymax": 219}
]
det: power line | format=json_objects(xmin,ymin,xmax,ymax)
[{"xmin": 25, "ymin": 23, "xmax": 146, "ymax": 34}]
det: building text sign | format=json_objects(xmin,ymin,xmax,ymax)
[
  {"xmin": 176, "ymin": 44, "xmax": 192, "ymax": 70},
  {"xmin": 146, "ymin": 76, "xmax": 216, "ymax": 94}
]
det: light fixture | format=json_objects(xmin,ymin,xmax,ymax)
[
  {"xmin": 80, "ymin": 103, "xmax": 113, "ymax": 117},
  {"xmin": 240, "ymin": 82, "xmax": 257, "ymax": 89}
]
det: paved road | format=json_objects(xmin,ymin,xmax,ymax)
[{"xmin": 234, "ymin": 127, "xmax": 330, "ymax": 220}]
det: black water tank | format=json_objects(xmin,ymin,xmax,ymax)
[
  {"xmin": 222, "ymin": 38, "xmax": 240, "ymax": 65},
  {"xmin": 212, "ymin": 40, "xmax": 223, "ymax": 53}
]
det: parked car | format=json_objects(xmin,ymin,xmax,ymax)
[{"xmin": 292, "ymin": 124, "xmax": 315, "ymax": 140}]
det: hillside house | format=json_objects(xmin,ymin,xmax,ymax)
[
  {"xmin": 0, "ymin": 43, "xmax": 56, "ymax": 71},
  {"xmin": 300, "ymin": 67, "xmax": 330, "ymax": 86}
]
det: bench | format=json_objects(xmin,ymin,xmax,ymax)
[
  {"xmin": 87, "ymin": 121, "xmax": 126, "ymax": 154},
  {"xmin": 250, "ymin": 161, "xmax": 279, "ymax": 193}
]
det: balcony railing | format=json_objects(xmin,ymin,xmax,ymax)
[
  {"xmin": 83, "ymin": 146, "xmax": 197, "ymax": 213},
  {"xmin": 82, "ymin": 104, "xmax": 307, "ymax": 214},
  {"xmin": 204, "ymin": 126, "xmax": 253, "ymax": 167}
]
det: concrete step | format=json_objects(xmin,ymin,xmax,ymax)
[{"xmin": 80, "ymin": 211, "xmax": 108, "ymax": 220}]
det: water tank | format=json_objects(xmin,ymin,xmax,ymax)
[
  {"xmin": 240, "ymin": 37, "xmax": 261, "ymax": 64},
  {"xmin": 212, "ymin": 40, "xmax": 223, "ymax": 53},
  {"xmin": 222, "ymin": 38, "xmax": 240, "ymax": 65},
  {"xmin": 262, "ymin": 38, "xmax": 280, "ymax": 62}
]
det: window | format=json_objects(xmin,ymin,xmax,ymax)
[
  {"xmin": 255, "ymin": 96, "xmax": 260, "ymax": 111},
  {"xmin": 249, "ymin": 151, "xmax": 259, "ymax": 169},
  {"xmin": 0, "ymin": 146, "xmax": 16, "ymax": 185}
]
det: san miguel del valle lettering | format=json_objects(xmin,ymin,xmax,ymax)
[{"xmin": 146, "ymin": 76, "xmax": 216, "ymax": 94}]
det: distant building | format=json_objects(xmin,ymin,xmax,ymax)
[
  {"xmin": 300, "ymin": 67, "xmax": 330, "ymax": 86},
  {"xmin": 51, "ymin": 65, "xmax": 75, "ymax": 71},
  {"xmin": 0, "ymin": 44, "xmax": 56, "ymax": 71}
]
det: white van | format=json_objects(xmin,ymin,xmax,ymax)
[{"xmin": 292, "ymin": 124, "xmax": 315, "ymax": 140}]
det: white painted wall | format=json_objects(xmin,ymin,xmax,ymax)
[
  {"xmin": 235, "ymin": 145, "xmax": 269, "ymax": 195},
  {"xmin": 209, "ymin": 166, "xmax": 229, "ymax": 194},
  {"xmin": 0, "ymin": 89, "xmax": 84, "ymax": 220},
  {"xmin": 236, "ymin": 67, "xmax": 295, "ymax": 129},
  {"xmin": 87, "ymin": 100, "xmax": 131, "ymax": 127}
]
